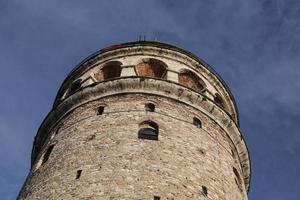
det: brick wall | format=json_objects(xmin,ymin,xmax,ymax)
[{"xmin": 19, "ymin": 94, "xmax": 247, "ymax": 200}]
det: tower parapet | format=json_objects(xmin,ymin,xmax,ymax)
[{"xmin": 19, "ymin": 41, "xmax": 250, "ymax": 200}]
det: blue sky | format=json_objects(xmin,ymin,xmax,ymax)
[{"xmin": 1, "ymin": 0, "xmax": 300, "ymax": 199}]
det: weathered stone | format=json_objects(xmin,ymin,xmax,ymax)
[{"xmin": 18, "ymin": 41, "xmax": 250, "ymax": 200}]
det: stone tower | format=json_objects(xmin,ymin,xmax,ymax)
[{"xmin": 18, "ymin": 41, "xmax": 250, "ymax": 200}]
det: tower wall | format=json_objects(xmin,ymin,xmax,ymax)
[{"xmin": 18, "ymin": 41, "xmax": 250, "ymax": 200}]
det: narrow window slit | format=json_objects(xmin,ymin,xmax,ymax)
[
  {"xmin": 214, "ymin": 93, "xmax": 225, "ymax": 109},
  {"xmin": 42, "ymin": 144, "xmax": 55, "ymax": 165},
  {"xmin": 201, "ymin": 186, "xmax": 208, "ymax": 197},
  {"xmin": 97, "ymin": 106, "xmax": 105, "ymax": 115},
  {"xmin": 76, "ymin": 170, "xmax": 82, "ymax": 179}
]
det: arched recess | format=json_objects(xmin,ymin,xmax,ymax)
[
  {"xmin": 138, "ymin": 120, "xmax": 159, "ymax": 140},
  {"xmin": 93, "ymin": 61, "xmax": 122, "ymax": 82},
  {"xmin": 178, "ymin": 70, "xmax": 206, "ymax": 92},
  {"xmin": 42, "ymin": 144, "xmax": 55, "ymax": 165},
  {"xmin": 214, "ymin": 93, "xmax": 226, "ymax": 109},
  {"xmin": 65, "ymin": 78, "xmax": 82, "ymax": 97},
  {"xmin": 135, "ymin": 58, "xmax": 167, "ymax": 79},
  {"xmin": 35, "ymin": 140, "xmax": 57, "ymax": 170}
]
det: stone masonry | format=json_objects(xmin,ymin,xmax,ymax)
[{"xmin": 18, "ymin": 41, "xmax": 250, "ymax": 200}]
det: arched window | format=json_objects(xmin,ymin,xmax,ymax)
[
  {"xmin": 67, "ymin": 79, "xmax": 82, "ymax": 96},
  {"xmin": 178, "ymin": 70, "xmax": 206, "ymax": 92},
  {"xmin": 42, "ymin": 144, "xmax": 55, "ymax": 165},
  {"xmin": 138, "ymin": 121, "xmax": 159, "ymax": 140},
  {"xmin": 233, "ymin": 167, "xmax": 243, "ymax": 190},
  {"xmin": 145, "ymin": 103, "xmax": 155, "ymax": 112},
  {"xmin": 214, "ymin": 93, "xmax": 225, "ymax": 109},
  {"xmin": 193, "ymin": 117, "xmax": 202, "ymax": 128},
  {"xmin": 94, "ymin": 61, "xmax": 122, "ymax": 82},
  {"xmin": 136, "ymin": 58, "xmax": 167, "ymax": 79}
]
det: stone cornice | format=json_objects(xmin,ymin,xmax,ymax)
[{"xmin": 53, "ymin": 41, "xmax": 239, "ymax": 125}]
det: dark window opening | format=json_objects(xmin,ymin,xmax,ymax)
[
  {"xmin": 201, "ymin": 186, "xmax": 208, "ymax": 197},
  {"xmin": 97, "ymin": 106, "xmax": 105, "ymax": 115},
  {"xmin": 145, "ymin": 103, "xmax": 155, "ymax": 112},
  {"xmin": 102, "ymin": 63, "xmax": 122, "ymax": 79},
  {"xmin": 138, "ymin": 128, "xmax": 158, "ymax": 140},
  {"xmin": 42, "ymin": 145, "xmax": 54, "ymax": 165},
  {"xmin": 76, "ymin": 170, "xmax": 82, "ymax": 179},
  {"xmin": 153, "ymin": 196, "xmax": 161, "ymax": 200},
  {"xmin": 67, "ymin": 79, "xmax": 82, "ymax": 96},
  {"xmin": 138, "ymin": 121, "xmax": 159, "ymax": 140},
  {"xmin": 193, "ymin": 117, "xmax": 202, "ymax": 128},
  {"xmin": 214, "ymin": 93, "xmax": 225, "ymax": 109}
]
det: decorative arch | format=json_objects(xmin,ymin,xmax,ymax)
[
  {"xmin": 178, "ymin": 70, "xmax": 206, "ymax": 92},
  {"xmin": 135, "ymin": 58, "xmax": 167, "ymax": 79},
  {"xmin": 138, "ymin": 120, "xmax": 159, "ymax": 140},
  {"xmin": 66, "ymin": 78, "xmax": 82, "ymax": 97},
  {"xmin": 214, "ymin": 93, "xmax": 226, "ymax": 109},
  {"xmin": 93, "ymin": 61, "xmax": 122, "ymax": 82}
]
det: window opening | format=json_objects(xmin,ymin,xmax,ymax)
[
  {"xmin": 214, "ymin": 93, "xmax": 225, "ymax": 109},
  {"xmin": 201, "ymin": 186, "xmax": 208, "ymax": 197},
  {"xmin": 136, "ymin": 58, "xmax": 167, "ymax": 79},
  {"xmin": 76, "ymin": 170, "xmax": 82, "ymax": 179},
  {"xmin": 94, "ymin": 61, "xmax": 122, "ymax": 82},
  {"xmin": 42, "ymin": 144, "xmax": 55, "ymax": 165},
  {"xmin": 145, "ymin": 103, "xmax": 155, "ymax": 112},
  {"xmin": 138, "ymin": 121, "xmax": 159, "ymax": 140},
  {"xmin": 193, "ymin": 117, "xmax": 202, "ymax": 128},
  {"xmin": 153, "ymin": 196, "xmax": 161, "ymax": 200},
  {"xmin": 97, "ymin": 106, "xmax": 105, "ymax": 115},
  {"xmin": 178, "ymin": 70, "xmax": 206, "ymax": 92},
  {"xmin": 67, "ymin": 79, "xmax": 82, "ymax": 96}
]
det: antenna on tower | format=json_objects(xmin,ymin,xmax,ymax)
[{"xmin": 138, "ymin": 35, "xmax": 142, "ymax": 41}]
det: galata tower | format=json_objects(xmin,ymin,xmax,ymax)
[{"xmin": 18, "ymin": 41, "xmax": 250, "ymax": 200}]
